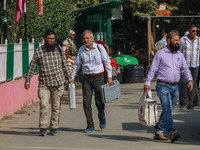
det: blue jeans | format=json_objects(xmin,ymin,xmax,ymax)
[{"xmin": 155, "ymin": 81, "xmax": 178, "ymax": 134}]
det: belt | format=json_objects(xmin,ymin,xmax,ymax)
[
  {"xmin": 157, "ymin": 79, "xmax": 178, "ymax": 86},
  {"xmin": 85, "ymin": 72, "xmax": 104, "ymax": 78}
]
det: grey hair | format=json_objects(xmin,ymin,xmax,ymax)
[
  {"xmin": 83, "ymin": 30, "xmax": 94, "ymax": 37},
  {"xmin": 167, "ymin": 30, "xmax": 179, "ymax": 40},
  {"xmin": 161, "ymin": 30, "xmax": 167, "ymax": 38}
]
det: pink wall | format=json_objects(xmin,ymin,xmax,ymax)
[{"xmin": 0, "ymin": 75, "xmax": 39, "ymax": 119}]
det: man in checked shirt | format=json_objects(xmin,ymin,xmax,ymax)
[
  {"xmin": 25, "ymin": 30, "xmax": 71, "ymax": 136},
  {"xmin": 179, "ymin": 24, "xmax": 200, "ymax": 110}
]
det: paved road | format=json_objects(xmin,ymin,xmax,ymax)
[{"xmin": 0, "ymin": 81, "xmax": 200, "ymax": 150}]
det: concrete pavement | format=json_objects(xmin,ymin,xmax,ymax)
[{"xmin": 0, "ymin": 81, "xmax": 200, "ymax": 150}]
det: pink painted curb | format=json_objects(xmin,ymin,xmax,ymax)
[{"xmin": 0, "ymin": 75, "xmax": 39, "ymax": 119}]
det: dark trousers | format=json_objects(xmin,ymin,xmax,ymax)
[
  {"xmin": 179, "ymin": 67, "xmax": 199, "ymax": 106},
  {"xmin": 82, "ymin": 75, "xmax": 105, "ymax": 127},
  {"xmin": 197, "ymin": 66, "xmax": 200, "ymax": 89},
  {"xmin": 194, "ymin": 66, "xmax": 200, "ymax": 103}
]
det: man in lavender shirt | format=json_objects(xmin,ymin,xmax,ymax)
[{"xmin": 144, "ymin": 30, "xmax": 193, "ymax": 143}]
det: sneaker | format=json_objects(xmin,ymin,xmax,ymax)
[
  {"xmin": 84, "ymin": 126, "xmax": 95, "ymax": 133},
  {"xmin": 154, "ymin": 132, "xmax": 168, "ymax": 140},
  {"xmin": 100, "ymin": 119, "xmax": 106, "ymax": 129},
  {"xmin": 50, "ymin": 129, "xmax": 58, "ymax": 136},
  {"xmin": 40, "ymin": 128, "xmax": 47, "ymax": 136},
  {"xmin": 188, "ymin": 105, "xmax": 195, "ymax": 110},
  {"xmin": 179, "ymin": 104, "xmax": 187, "ymax": 110},
  {"xmin": 170, "ymin": 131, "xmax": 180, "ymax": 143}
]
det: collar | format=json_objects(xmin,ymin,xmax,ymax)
[
  {"xmin": 67, "ymin": 37, "xmax": 73, "ymax": 42},
  {"xmin": 163, "ymin": 47, "xmax": 179, "ymax": 54},
  {"xmin": 183, "ymin": 35, "xmax": 199, "ymax": 42},
  {"xmin": 84, "ymin": 42, "xmax": 96, "ymax": 51}
]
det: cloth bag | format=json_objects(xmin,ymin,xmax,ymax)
[{"xmin": 138, "ymin": 91, "xmax": 158, "ymax": 127}]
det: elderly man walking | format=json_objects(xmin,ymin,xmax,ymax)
[{"xmin": 70, "ymin": 30, "xmax": 113, "ymax": 133}]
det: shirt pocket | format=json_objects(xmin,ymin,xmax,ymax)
[
  {"xmin": 94, "ymin": 55, "xmax": 101, "ymax": 65},
  {"xmin": 174, "ymin": 56, "xmax": 182, "ymax": 68},
  {"xmin": 81, "ymin": 54, "xmax": 90, "ymax": 64}
]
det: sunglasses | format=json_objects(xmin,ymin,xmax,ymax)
[{"xmin": 192, "ymin": 30, "xmax": 198, "ymax": 33}]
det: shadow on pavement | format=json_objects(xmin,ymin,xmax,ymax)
[
  {"xmin": 88, "ymin": 134, "xmax": 154, "ymax": 142},
  {"xmin": 0, "ymin": 127, "xmax": 83, "ymax": 136},
  {"xmin": 121, "ymin": 110, "xmax": 200, "ymax": 146}
]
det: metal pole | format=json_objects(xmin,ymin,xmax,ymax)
[{"xmin": 147, "ymin": 17, "xmax": 151, "ymax": 67}]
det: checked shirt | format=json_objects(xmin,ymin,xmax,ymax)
[
  {"xmin": 25, "ymin": 45, "xmax": 72, "ymax": 86},
  {"xmin": 180, "ymin": 35, "xmax": 200, "ymax": 68}
]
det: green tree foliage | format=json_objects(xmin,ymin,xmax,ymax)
[
  {"xmin": 123, "ymin": 0, "xmax": 184, "ymax": 54},
  {"xmin": 1, "ymin": 0, "xmax": 76, "ymax": 43},
  {"xmin": 124, "ymin": 0, "xmax": 157, "ymax": 17},
  {"xmin": 75, "ymin": 0, "xmax": 103, "ymax": 8},
  {"xmin": 177, "ymin": 0, "xmax": 200, "ymax": 15}
]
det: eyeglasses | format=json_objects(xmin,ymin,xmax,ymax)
[
  {"xmin": 47, "ymin": 38, "xmax": 55, "ymax": 40},
  {"xmin": 192, "ymin": 30, "xmax": 198, "ymax": 33}
]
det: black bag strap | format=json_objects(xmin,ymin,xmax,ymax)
[
  {"xmin": 96, "ymin": 44, "xmax": 103, "ymax": 62},
  {"xmin": 55, "ymin": 44, "xmax": 62, "ymax": 56}
]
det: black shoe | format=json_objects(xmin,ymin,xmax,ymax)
[
  {"xmin": 50, "ymin": 129, "xmax": 58, "ymax": 136},
  {"xmin": 188, "ymin": 105, "xmax": 195, "ymax": 110},
  {"xmin": 40, "ymin": 128, "xmax": 47, "ymax": 136},
  {"xmin": 179, "ymin": 104, "xmax": 187, "ymax": 110},
  {"xmin": 170, "ymin": 131, "xmax": 180, "ymax": 143}
]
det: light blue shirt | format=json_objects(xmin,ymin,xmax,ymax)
[
  {"xmin": 71, "ymin": 42, "xmax": 112, "ymax": 80},
  {"xmin": 145, "ymin": 47, "xmax": 193, "ymax": 86},
  {"xmin": 155, "ymin": 38, "xmax": 167, "ymax": 48}
]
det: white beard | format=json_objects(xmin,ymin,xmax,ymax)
[{"xmin": 85, "ymin": 41, "xmax": 93, "ymax": 46}]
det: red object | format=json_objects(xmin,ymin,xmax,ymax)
[
  {"xmin": 96, "ymin": 40, "xmax": 112, "ymax": 55},
  {"xmin": 36, "ymin": 0, "xmax": 43, "ymax": 15},
  {"xmin": 15, "ymin": 0, "xmax": 27, "ymax": 22},
  {"xmin": 156, "ymin": 9, "xmax": 170, "ymax": 16},
  {"xmin": 104, "ymin": 58, "xmax": 119, "ymax": 78}
]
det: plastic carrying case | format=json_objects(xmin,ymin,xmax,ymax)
[
  {"xmin": 100, "ymin": 80, "xmax": 121, "ymax": 103},
  {"xmin": 68, "ymin": 83, "xmax": 76, "ymax": 109}
]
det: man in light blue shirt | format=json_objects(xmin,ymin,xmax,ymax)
[
  {"xmin": 153, "ymin": 30, "xmax": 167, "ymax": 55},
  {"xmin": 154, "ymin": 30, "xmax": 167, "ymax": 47},
  {"xmin": 70, "ymin": 30, "xmax": 113, "ymax": 133},
  {"xmin": 144, "ymin": 30, "xmax": 193, "ymax": 143}
]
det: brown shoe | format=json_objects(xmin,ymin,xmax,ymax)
[
  {"xmin": 154, "ymin": 132, "xmax": 168, "ymax": 140},
  {"xmin": 170, "ymin": 131, "xmax": 180, "ymax": 143}
]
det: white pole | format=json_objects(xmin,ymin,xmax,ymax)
[
  {"xmin": 3, "ymin": 0, "xmax": 7, "ymax": 43},
  {"xmin": 41, "ymin": 0, "xmax": 43, "ymax": 15},
  {"xmin": 24, "ymin": 1, "xmax": 27, "ymax": 40},
  {"xmin": 4, "ymin": 0, "xmax": 6, "ymax": 10},
  {"xmin": 24, "ymin": 1, "xmax": 26, "ymax": 13}
]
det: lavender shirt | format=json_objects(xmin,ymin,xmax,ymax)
[{"xmin": 145, "ymin": 47, "xmax": 193, "ymax": 86}]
